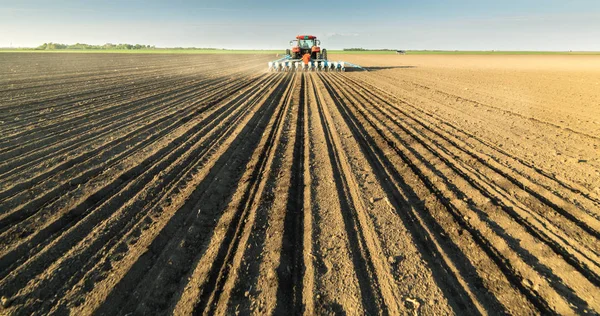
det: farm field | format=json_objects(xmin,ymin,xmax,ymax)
[{"xmin": 1, "ymin": 52, "xmax": 599, "ymax": 315}]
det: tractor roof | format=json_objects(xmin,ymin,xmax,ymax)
[{"xmin": 296, "ymin": 35, "xmax": 317, "ymax": 40}]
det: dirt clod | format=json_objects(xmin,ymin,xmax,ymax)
[
  {"xmin": 388, "ymin": 256, "xmax": 396, "ymax": 264},
  {"xmin": 1, "ymin": 297, "xmax": 12, "ymax": 308}
]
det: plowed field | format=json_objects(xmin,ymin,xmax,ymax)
[{"xmin": 1, "ymin": 53, "xmax": 599, "ymax": 315}]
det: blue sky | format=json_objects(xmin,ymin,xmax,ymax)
[{"xmin": 1, "ymin": 0, "xmax": 599, "ymax": 50}]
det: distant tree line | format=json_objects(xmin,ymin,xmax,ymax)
[
  {"xmin": 36, "ymin": 43, "xmax": 224, "ymax": 50},
  {"xmin": 36, "ymin": 43, "xmax": 156, "ymax": 50},
  {"xmin": 343, "ymin": 48, "xmax": 396, "ymax": 51},
  {"xmin": 168, "ymin": 47, "xmax": 221, "ymax": 50}
]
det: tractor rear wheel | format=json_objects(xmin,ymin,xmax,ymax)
[
  {"xmin": 322, "ymin": 49, "xmax": 328, "ymax": 60},
  {"xmin": 286, "ymin": 49, "xmax": 290, "ymax": 56}
]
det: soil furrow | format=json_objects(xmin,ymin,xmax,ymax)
[
  {"xmin": 320, "ymin": 73, "xmax": 491, "ymax": 315},
  {"xmin": 15, "ymin": 74, "xmax": 281, "ymax": 315},
  {"xmin": 338, "ymin": 75, "xmax": 600, "ymax": 272},
  {"xmin": 310, "ymin": 73, "xmax": 403, "ymax": 314},
  {"xmin": 2, "ymin": 53, "xmax": 598, "ymax": 315},
  {"xmin": 0, "ymin": 74, "xmax": 270, "ymax": 264},
  {"xmin": 5, "ymin": 73, "xmax": 286, "ymax": 315},
  {"xmin": 273, "ymin": 73, "xmax": 307, "ymax": 315},
  {"xmin": 0, "ymin": 57, "xmax": 262, "ymax": 120},
  {"xmin": 343, "ymin": 74, "xmax": 600, "ymax": 214},
  {"xmin": 352, "ymin": 74, "xmax": 600, "ymax": 208},
  {"xmin": 326, "ymin": 73, "xmax": 596, "ymax": 314},
  {"xmin": 0, "ymin": 64, "xmax": 258, "ymax": 169},
  {"xmin": 0, "ymin": 74, "xmax": 263, "ymax": 219},
  {"xmin": 75, "ymin": 73, "xmax": 289, "ymax": 316},
  {"xmin": 193, "ymin": 73, "xmax": 297, "ymax": 316},
  {"xmin": 0, "ymin": 74, "xmax": 231, "ymax": 157},
  {"xmin": 0, "ymin": 75, "xmax": 247, "ymax": 198},
  {"xmin": 0, "ymin": 74, "xmax": 274, "ymax": 285}
]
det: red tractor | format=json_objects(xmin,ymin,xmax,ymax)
[{"xmin": 286, "ymin": 35, "xmax": 328, "ymax": 60}]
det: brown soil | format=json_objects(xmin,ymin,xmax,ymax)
[{"xmin": 0, "ymin": 52, "xmax": 599, "ymax": 315}]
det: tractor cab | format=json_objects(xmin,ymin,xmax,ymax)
[
  {"xmin": 287, "ymin": 35, "xmax": 326, "ymax": 60},
  {"xmin": 298, "ymin": 38, "xmax": 315, "ymax": 49}
]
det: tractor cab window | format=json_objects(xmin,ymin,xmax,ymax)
[{"xmin": 298, "ymin": 39, "xmax": 314, "ymax": 49}]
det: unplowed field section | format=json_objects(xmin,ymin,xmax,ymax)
[{"xmin": 1, "ymin": 53, "xmax": 599, "ymax": 315}]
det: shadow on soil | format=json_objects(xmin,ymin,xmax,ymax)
[{"xmin": 364, "ymin": 66, "xmax": 416, "ymax": 71}]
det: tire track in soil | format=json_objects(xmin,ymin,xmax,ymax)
[
  {"xmin": 299, "ymin": 76, "xmax": 316, "ymax": 316},
  {"xmin": 289, "ymin": 75, "xmax": 365, "ymax": 314},
  {"xmin": 316, "ymin": 80, "xmax": 460, "ymax": 313},
  {"xmin": 0, "ymin": 74, "xmax": 282, "ymax": 312}
]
